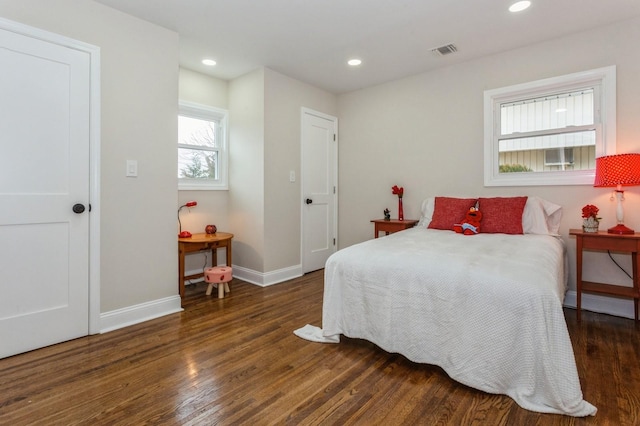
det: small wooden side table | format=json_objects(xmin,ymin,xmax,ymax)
[
  {"xmin": 371, "ymin": 219, "xmax": 418, "ymax": 238},
  {"xmin": 178, "ymin": 232, "xmax": 233, "ymax": 304},
  {"xmin": 569, "ymin": 228, "xmax": 640, "ymax": 321}
]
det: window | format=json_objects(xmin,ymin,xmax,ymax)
[
  {"xmin": 484, "ymin": 66, "xmax": 616, "ymax": 186},
  {"xmin": 178, "ymin": 101, "xmax": 228, "ymax": 190}
]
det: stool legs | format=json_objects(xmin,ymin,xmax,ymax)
[
  {"xmin": 205, "ymin": 282, "xmax": 232, "ymax": 298},
  {"xmin": 218, "ymin": 282, "xmax": 230, "ymax": 298},
  {"xmin": 205, "ymin": 282, "xmax": 230, "ymax": 298}
]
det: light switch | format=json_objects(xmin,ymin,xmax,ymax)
[
  {"xmin": 126, "ymin": 160, "xmax": 138, "ymax": 177},
  {"xmin": 289, "ymin": 170, "xmax": 296, "ymax": 182}
]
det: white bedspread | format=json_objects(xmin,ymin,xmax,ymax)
[{"xmin": 321, "ymin": 228, "xmax": 596, "ymax": 417}]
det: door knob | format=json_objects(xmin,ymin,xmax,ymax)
[
  {"xmin": 305, "ymin": 198, "xmax": 313, "ymax": 204},
  {"xmin": 72, "ymin": 203, "xmax": 86, "ymax": 214}
]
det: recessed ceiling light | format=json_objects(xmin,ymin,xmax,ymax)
[
  {"xmin": 202, "ymin": 59, "xmax": 217, "ymax": 66},
  {"xmin": 509, "ymin": 1, "xmax": 531, "ymax": 12},
  {"xmin": 347, "ymin": 58, "xmax": 362, "ymax": 66}
]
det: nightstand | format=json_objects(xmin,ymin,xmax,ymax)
[
  {"xmin": 569, "ymin": 229, "xmax": 640, "ymax": 321},
  {"xmin": 371, "ymin": 219, "xmax": 418, "ymax": 238}
]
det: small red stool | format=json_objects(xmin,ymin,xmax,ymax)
[{"xmin": 204, "ymin": 266, "xmax": 232, "ymax": 298}]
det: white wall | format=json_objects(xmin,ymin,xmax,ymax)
[
  {"xmin": 337, "ymin": 17, "xmax": 640, "ymax": 306},
  {"xmin": 179, "ymin": 68, "xmax": 228, "ymax": 108},
  {"xmin": 263, "ymin": 68, "xmax": 338, "ymax": 272},
  {"xmin": 178, "ymin": 69, "xmax": 230, "ymax": 275},
  {"xmin": 225, "ymin": 68, "xmax": 338, "ymax": 282},
  {"xmin": 0, "ymin": 1, "xmax": 180, "ymax": 317},
  {"xmin": 228, "ymin": 69, "xmax": 266, "ymax": 273}
]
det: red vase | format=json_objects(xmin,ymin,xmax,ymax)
[{"xmin": 398, "ymin": 198, "xmax": 404, "ymax": 221}]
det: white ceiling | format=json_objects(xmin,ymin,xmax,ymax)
[{"xmin": 95, "ymin": 0, "xmax": 640, "ymax": 94}]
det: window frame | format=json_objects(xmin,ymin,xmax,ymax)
[
  {"xmin": 483, "ymin": 66, "xmax": 616, "ymax": 186},
  {"xmin": 178, "ymin": 100, "xmax": 229, "ymax": 190}
]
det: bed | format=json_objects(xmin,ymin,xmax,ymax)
[{"xmin": 319, "ymin": 196, "xmax": 596, "ymax": 417}]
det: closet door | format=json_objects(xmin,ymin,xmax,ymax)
[{"xmin": 0, "ymin": 20, "xmax": 91, "ymax": 358}]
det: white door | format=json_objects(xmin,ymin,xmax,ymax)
[
  {"xmin": 301, "ymin": 108, "xmax": 338, "ymax": 273},
  {"xmin": 0, "ymin": 21, "xmax": 92, "ymax": 358}
]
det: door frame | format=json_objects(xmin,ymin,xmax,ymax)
[
  {"xmin": 300, "ymin": 107, "xmax": 338, "ymax": 273},
  {"xmin": 1, "ymin": 17, "xmax": 101, "ymax": 334}
]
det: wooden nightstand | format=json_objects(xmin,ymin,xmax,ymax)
[
  {"xmin": 371, "ymin": 219, "xmax": 418, "ymax": 238},
  {"xmin": 569, "ymin": 229, "xmax": 640, "ymax": 321}
]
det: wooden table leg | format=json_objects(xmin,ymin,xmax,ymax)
[
  {"xmin": 633, "ymin": 252, "xmax": 639, "ymax": 321},
  {"xmin": 576, "ymin": 236, "xmax": 583, "ymax": 322},
  {"xmin": 178, "ymin": 243, "xmax": 185, "ymax": 301}
]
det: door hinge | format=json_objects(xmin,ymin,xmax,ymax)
[
  {"xmin": 333, "ymin": 186, "xmax": 336, "ymax": 194},
  {"xmin": 333, "ymin": 238, "xmax": 336, "ymax": 246},
  {"xmin": 333, "ymin": 134, "xmax": 336, "ymax": 141}
]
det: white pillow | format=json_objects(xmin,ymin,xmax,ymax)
[
  {"xmin": 416, "ymin": 197, "xmax": 435, "ymax": 228},
  {"xmin": 522, "ymin": 196, "xmax": 562, "ymax": 235}
]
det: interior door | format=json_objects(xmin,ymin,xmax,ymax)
[
  {"xmin": 0, "ymin": 22, "xmax": 91, "ymax": 358},
  {"xmin": 301, "ymin": 108, "xmax": 338, "ymax": 273}
]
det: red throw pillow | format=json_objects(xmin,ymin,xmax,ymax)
[
  {"xmin": 478, "ymin": 196, "xmax": 528, "ymax": 234},
  {"xmin": 428, "ymin": 197, "xmax": 477, "ymax": 230}
]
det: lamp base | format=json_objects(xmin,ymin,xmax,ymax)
[{"xmin": 607, "ymin": 224, "xmax": 635, "ymax": 235}]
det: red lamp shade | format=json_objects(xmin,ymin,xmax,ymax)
[
  {"xmin": 594, "ymin": 153, "xmax": 640, "ymax": 234},
  {"xmin": 184, "ymin": 201, "xmax": 197, "ymax": 207},
  {"xmin": 594, "ymin": 153, "xmax": 640, "ymax": 188}
]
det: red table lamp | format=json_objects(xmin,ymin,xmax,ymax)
[
  {"xmin": 594, "ymin": 153, "xmax": 640, "ymax": 234},
  {"xmin": 178, "ymin": 201, "xmax": 197, "ymax": 237}
]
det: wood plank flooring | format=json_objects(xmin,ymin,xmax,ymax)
[{"xmin": 1, "ymin": 270, "xmax": 639, "ymax": 425}]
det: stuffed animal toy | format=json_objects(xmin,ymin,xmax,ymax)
[{"xmin": 453, "ymin": 207, "xmax": 482, "ymax": 235}]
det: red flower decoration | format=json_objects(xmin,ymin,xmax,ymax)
[
  {"xmin": 392, "ymin": 185, "xmax": 404, "ymax": 198},
  {"xmin": 581, "ymin": 204, "xmax": 600, "ymax": 219}
]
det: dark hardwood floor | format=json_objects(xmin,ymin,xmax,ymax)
[{"xmin": 1, "ymin": 270, "xmax": 638, "ymax": 425}]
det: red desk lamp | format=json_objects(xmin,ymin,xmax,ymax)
[
  {"xmin": 178, "ymin": 201, "xmax": 197, "ymax": 237},
  {"xmin": 594, "ymin": 153, "xmax": 640, "ymax": 234}
]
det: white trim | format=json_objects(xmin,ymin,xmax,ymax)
[
  {"xmin": 178, "ymin": 100, "xmax": 229, "ymax": 190},
  {"xmin": 0, "ymin": 17, "xmax": 102, "ymax": 336},
  {"xmin": 88, "ymin": 43, "xmax": 101, "ymax": 336},
  {"xmin": 100, "ymin": 296, "xmax": 183, "ymax": 333},
  {"xmin": 484, "ymin": 66, "xmax": 616, "ymax": 186},
  {"xmin": 232, "ymin": 264, "xmax": 303, "ymax": 287},
  {"xmin": 564, "ymin": 290, "xmax": 636, "ymax": 320}
]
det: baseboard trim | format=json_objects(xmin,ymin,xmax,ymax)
[
  {"xmin": 100, "ymin": 295, "xmax": 183, "ymax": 333},
  {"xmin": 184, "ymin": 264, "xmax": 303, "ymax": 287},
  {"xmin": 98, "ymin": 286, "xmax": 635, "ymax": 334},
  {"xmin": 564, "ymin": 290, "xmax": 636, "ymax": 319},
  {"xmin": 232, "ymin": 264, "xmax": 303, "ymax": 287},
  {"xmin": 98, "ymin": 264, "xmax": 304, "ymax": 333}
]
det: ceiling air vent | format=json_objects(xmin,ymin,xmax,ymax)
[{"xmin": 430, "ymin": 43, "xmax": 457, "ymax": 56}]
